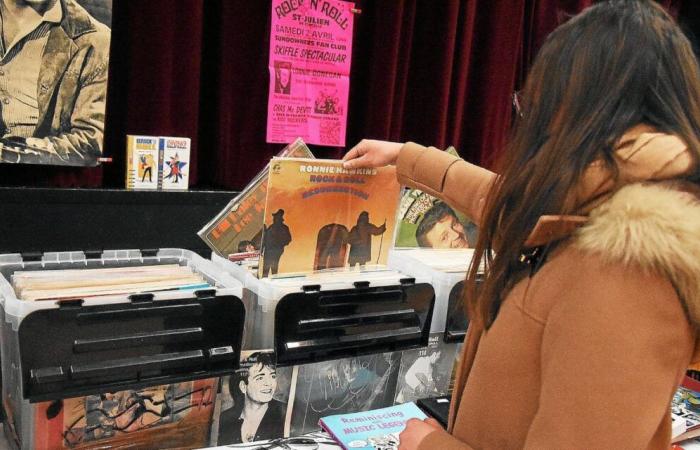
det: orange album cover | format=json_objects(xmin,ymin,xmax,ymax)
[{"xmin": 259, "ymin": 158, "xmax": 401, "ymax": 277}]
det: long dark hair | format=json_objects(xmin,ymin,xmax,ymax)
[{"xmin": 467, "ymin": 0, "xmax": 700, "ymax": 329}]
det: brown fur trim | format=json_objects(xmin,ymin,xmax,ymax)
[{"xmin": 576, "ymin": 183, "xmax": 700, "ymax": 327}]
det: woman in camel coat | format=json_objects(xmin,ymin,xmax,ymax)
[{"xmin": 344, "ymin": 1, "xmax": 700, "ymax": 448}]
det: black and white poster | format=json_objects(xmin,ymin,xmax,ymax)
[
  {"xmin": 394, "ymin": 334, "xmax": 460, "ymax": 404},
  {"xmin": 0, "ymin": 0, "xmax": 111, "ymax": 166},
  {"xmin": 216, "ymin": 351, "xmax": 294, "ymax": 445},
  {"xmin": 290, "ymin": 352, "xmax": 401, "ymax": 436}
]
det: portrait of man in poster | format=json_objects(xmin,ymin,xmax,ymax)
[
  {"xmin": 274, "ymin": 60, "xmax": 291, "ymax": 95},
  {"xmin": 0, "ymin": 0, "xmax": 111, "ymax": 166}
]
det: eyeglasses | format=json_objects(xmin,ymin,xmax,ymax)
[{"xmin": 512, "ymin": 90, "xmax": 524, "ymax": 118}]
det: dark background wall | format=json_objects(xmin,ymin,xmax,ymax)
[{"xmin": 0, "ymin": 0, "xmax": 695, "ymax": 189}]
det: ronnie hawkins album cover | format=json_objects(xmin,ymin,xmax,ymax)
[{"xmin": 259, "ymin": 158, "xmax": 401, "ymax": 278}]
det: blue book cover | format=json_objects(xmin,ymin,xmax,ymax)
[{"xmin": 319, "ymin": 402, "xmax": 427, "ymax": 450}]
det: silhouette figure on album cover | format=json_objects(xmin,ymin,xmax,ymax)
[
  {"xmin": 314, "ymin": 224, "xmax": 350, "ymax": 270},
  {"xmin": 262, "ymin": 209, "xmax": 292, "ymax": 276},
  {"xmin": 348, "ymin": 211, "xmax": 386, "ymax": 267}
]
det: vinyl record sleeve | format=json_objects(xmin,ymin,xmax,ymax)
[{"xmin": 259, "ymin": 158, "xmax": 401, "ymax": 278}]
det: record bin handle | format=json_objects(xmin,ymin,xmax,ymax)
[
  {"xmin": 73, "ymin": 327, "xmax": 204, "ymax": 353},
  {"xmin": 296, "ymin": 308, "xmax": 417, "ymax": 332},
  {"xmin": 444, "ymin": 330, "xmax": 467, "ymax": 343},
  {"xmin": 318, "ymin": 289, "xmax": 403, "ymax": 306},
  {"xmin": 285, "ymin": 326, "xmax": 422, "ymax": 352},
  {"xmin": 76, "ymin": 303, "xmax": 203, "ymax": 323},
  {"xmin": 69, "ymin": 350, "xmax": 205, "ymax": 380}
]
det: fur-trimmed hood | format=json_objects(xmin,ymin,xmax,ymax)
[
  {"xmin": 576, "ymin": 182, "xmax": 700, "ymax": 332},
  {"xmin": 547, "ymin": 127, "xmax": 700, "ymax": 364},
  {"xmin": 525, "ymin": 125, "xmax": 694, "ymax": 247}
]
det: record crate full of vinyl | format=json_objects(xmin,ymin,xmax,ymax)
[
  {"xmin": 211, "ymin": 252, "xmax": 435, "ymax": 364},
  {"xmin": 0, "ymin": 248, "xmax": 245, "ymax": 450}
]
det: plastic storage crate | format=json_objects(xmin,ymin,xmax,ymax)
[
  {"xmin": 0, "ymin": 248, "xmax": 245, "ymax": 450},
  {"xmin": 388, "ymin": 248, "xmax": 479, "ymax": 342},
  {"xmin": 211, "ymin": 254, "xmax": 435, "ymax": 366}
]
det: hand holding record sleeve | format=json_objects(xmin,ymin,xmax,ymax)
[{"xmin": 342, "ymin": 139, "xmax": 403, "ymax": 169}]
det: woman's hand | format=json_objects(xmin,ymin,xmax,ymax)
[
  {"xmin": 342, "ymin": 139, "xmax": 403, "ymax": 169},
  {"xmin": 398, "ymin": 418, "xmax": 443, "ymax": 450}
]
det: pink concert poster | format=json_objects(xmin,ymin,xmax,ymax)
[{"xmin": 267, "ymin": 0, "xmax": 355, "ymax": 147}]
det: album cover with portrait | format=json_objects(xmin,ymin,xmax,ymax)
[
  {"xmin": 394, "ymin": 147, "xmax": 479, "ymax": 249},
  {"xmin": 0, "ymin": 0, "xmax": 112, "ymax": 167},
  {"xmin": 259, "ymin": 158, "xmax": 401, "ymax": 278},
  {"xmin": 214, "ymin": 350, "xmax": 294, "ymax": 446}
]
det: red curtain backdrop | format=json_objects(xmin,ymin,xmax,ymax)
[{"xmin": 0, "ymin": 0, "xmax": 694, "ymax": 189}]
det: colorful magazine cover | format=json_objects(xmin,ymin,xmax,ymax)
[
  {"xmin": 394, "ymin": 147, "xmax": 478, "ymax": 249},
  {"xmin": 198, "ymin": 139, "xmax": 315, "ymax": 257},
  {"xmin": 160, "ymin": 137, "xmax": 191, "ymax": 190},
  {"xmin": 126, "ymin": 135, "xmax": 159, "ymax": 190},
  {"xmin": 259, "ymin": 158, "xmax": 401, "ymax": 278},
  {"xmin": 672, "ymin": 377, "xmax": 700, "ymax": 443},
  {"xmin": 319, "ymin": 402, "xmax": 426, "ymax": 450},
  {"xmin": 33, "ymin": 378, "xmax": 217, "ymax": 449}
]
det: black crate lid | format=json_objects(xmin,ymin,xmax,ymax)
[
  {"xmin": 274, "ymin": 280, "xmax": 435, "ymax": 366},
  {"xmin": 17, "ymin": 290, "xmax": 245, "ymax": 402},
  {"xmin": 444, "ymin": 280, "xmax": 468, "ymax": 343}
]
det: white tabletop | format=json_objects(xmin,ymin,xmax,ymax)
[{"xmin": 197, "ymin": 431, "xmax": 340, "ymax": 450}]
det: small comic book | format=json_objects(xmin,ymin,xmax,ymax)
[
  {"xmin": 159, "ymin": 136, "xmax": 191, "ymax": 190},
  {"xmin": 673, "ymin": 377, "xmax": 700, "ymax": 443},
  {"xmin": 319, "ymin": 402, "xmax": 426, "ymax": 450},
  {"xmin": 126, "ymin": 135, "xmax": 159, "ymax": 190},
  {"xmin": 126, "ymin": 135, "xmax": 191, "ymax": 190}
]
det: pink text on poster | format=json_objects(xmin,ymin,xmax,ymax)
[{"xmin": 267, "ymin": 0, "xmax": 355, "ymax": 147}]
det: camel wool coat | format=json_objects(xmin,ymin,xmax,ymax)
[{"xmin": 396, "ymin": 126, "xmax": 700, "ymax": 449}]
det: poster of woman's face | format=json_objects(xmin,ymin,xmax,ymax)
[{"xmin": 0, "ymin": 0, "xmax": 111, "ymax": 166}]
